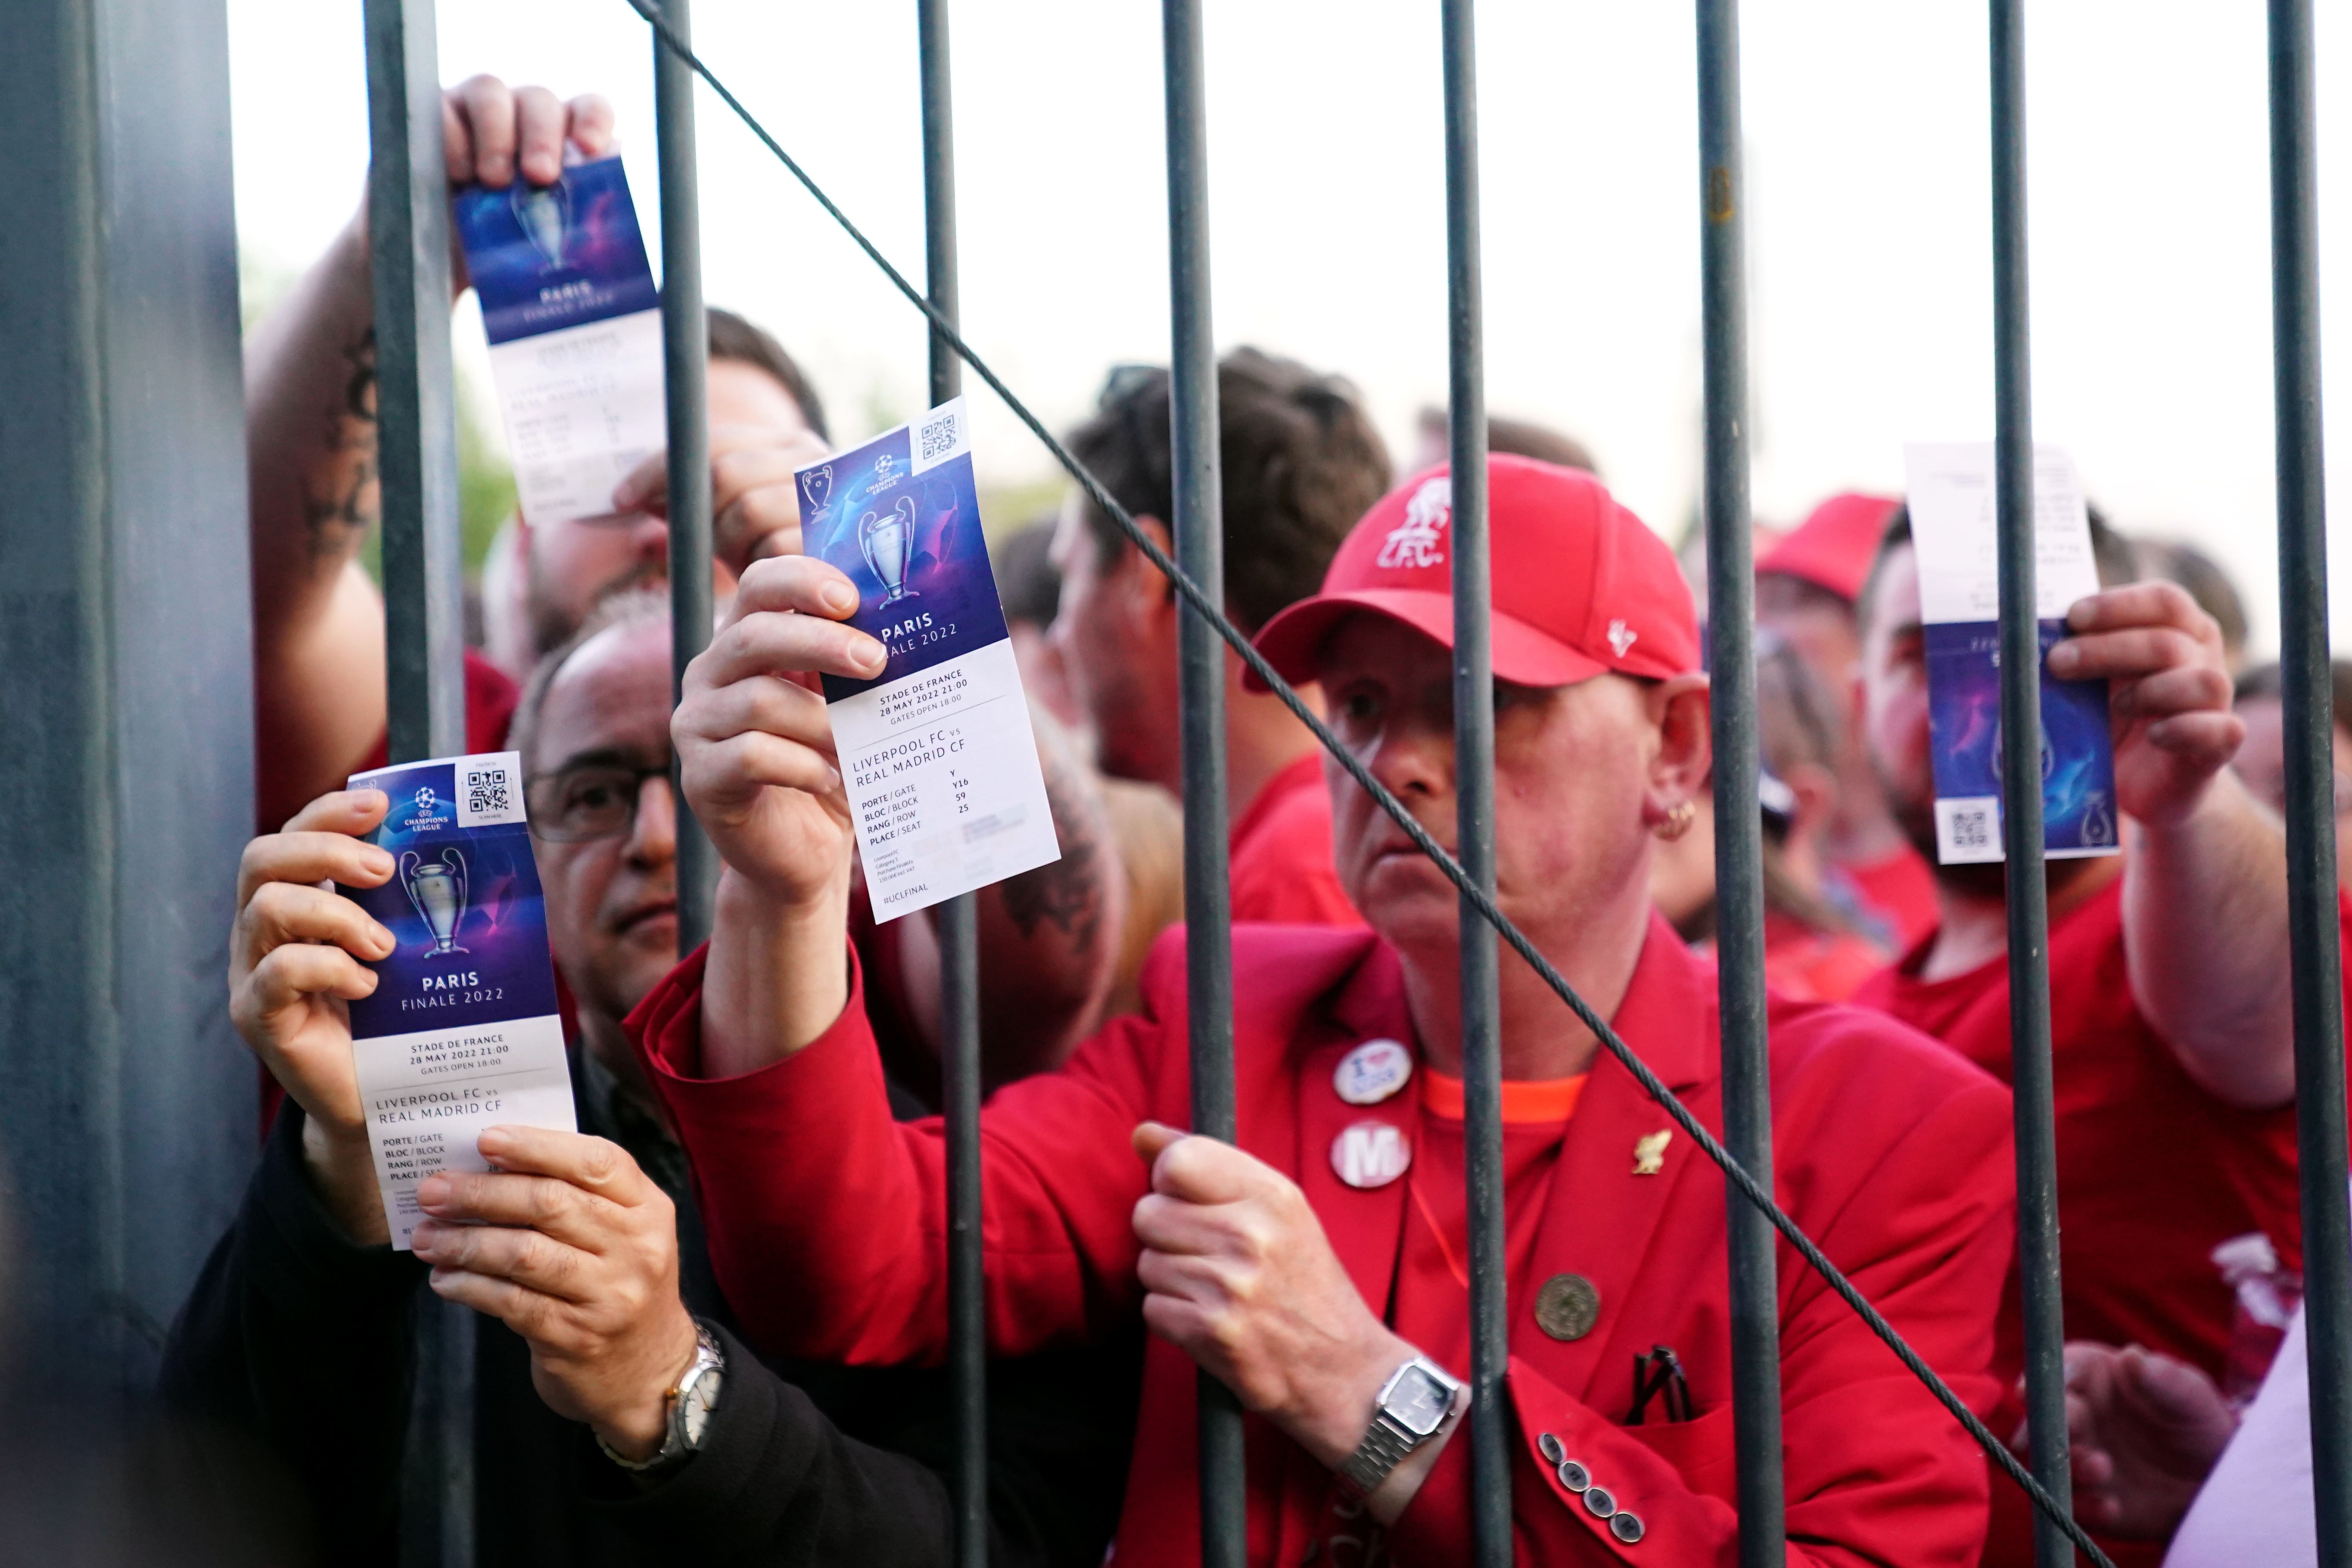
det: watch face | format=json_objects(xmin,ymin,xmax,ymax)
[
  {"xmin": 681, "ymin": 1369, "xmax": 723, "ymax": 1449},
  {"xmin": 1386, "ymin": 1366, "xmax": 1452, "ymax": 1437}
]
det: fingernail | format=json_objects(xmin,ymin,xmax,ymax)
[
  {"xmin": 417, "ymin": 1174, "xmax": 451, "ymax": 1210},
  {"xmin": 2048, "ymin": 644, "xmax": 2077, "ymax": 675},
  {"xmin": 856, "ymin": 636, "xmax": 886, "ymax": 672},
  {"xmin": 823, "ymin": 582, "xmax": 858, "ymax": 615},
  {"xmin": 476, "ymin": 1127, "xmax": 511, "ymax": 1159},
  {"xmin": 364, "ymin": 847, "xmax": 394, "ymax": 875},
  {"xmin": 611, "ymin": 476, "xmax": 642, "ymax": 509},
  {"xmin": 373, "ymin": 924, "xmax": 396, "ymax": 955}
]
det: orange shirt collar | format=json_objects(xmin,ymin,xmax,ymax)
[{"xmin": 1420, "ymin": 1067, "xmax": 1589, "ymax": 1124}]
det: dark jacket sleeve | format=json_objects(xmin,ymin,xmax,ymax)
[{"xmin": 156, "ymin": 1104, "xmax": 425, "ymax": 1562}]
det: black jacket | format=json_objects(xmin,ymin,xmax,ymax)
[{"xmin": 159, "ymin": 1070, "xmax": 1139, "ymax": 1568}]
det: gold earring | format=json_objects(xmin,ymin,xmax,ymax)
[{"xmin": 1653, "ymin": 800, "xmax": 1698, "ymax": 841}]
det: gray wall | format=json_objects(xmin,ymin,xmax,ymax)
[{"xmin": 0, "ymin": 0, "xmax": 256, "ymax": 1396}]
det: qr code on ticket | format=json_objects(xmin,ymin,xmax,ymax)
[
  {"xmin": 918, "ymin": 411, "xmax": 959, "ymax": 465},
  {"xmin": 466, "ymin": 765, "xmax": 513, "ymax": 817},
  {"xmin": 1935, "ymin": 796, "xmax": 2002, "ymax": 864}
]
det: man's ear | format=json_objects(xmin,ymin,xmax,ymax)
[
  {"xmin": 1782, "ymin": 760, "xmax": 1839, "ymax": 843},
  {"xmin": 1123, "ymin": 514, "xmax": 1181, "ymax": 618},
  {"xmin": 1648, "ymin": 673, "xmax": 1714, "ymax": 812}
]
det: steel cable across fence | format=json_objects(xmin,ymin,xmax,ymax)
[{"xmin": 613, "ymin": 3, "xmax": 2126, "ymax": 1560}]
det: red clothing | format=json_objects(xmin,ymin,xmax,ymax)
[
  {"xmin": 1855, "ymin": 874, "xmax": 2329, "ymax": 1568},
  {"xmin": 629, "ymin": 918, "xmax": 2016, "ymax": 1566},
  {"xmin": 1842, "ymin": 845, "xmax": 1941, "ymax": 952},
  {"xmin": 1760, "ymin": 912, "xmax": 1886, "ymax": 1003},
  {"xmin": 351, "ymin": 647, "xmax": 521, "ymax": 777},
  {"xmin": 1228, "ymin": 754, "xmax": 1360, "ymax": 925}
]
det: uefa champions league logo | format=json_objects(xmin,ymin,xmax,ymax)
[
  {"xmin": 859, "ymin": 495, "xmax": 921, "ymax": 606},
  {"xmin": 400, "ymin": 847, "xmax": 471, "ymax": 958}
]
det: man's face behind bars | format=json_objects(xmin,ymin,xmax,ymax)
[{"xmin": 1314, "ymin": 612, "xmax": 1712, "ymax": 968}]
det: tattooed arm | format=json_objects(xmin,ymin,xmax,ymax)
[
  {"xmin": 246, "ymin": 80, "xmax": 614, "ymax": 831},
  {"xmin": 892, "ymin": 704, "xmax": 1124, "ymax": 1089}
]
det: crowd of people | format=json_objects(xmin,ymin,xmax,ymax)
[{"xmin": 131, "ymin": 75, "xmax": 2352, "ymax": 1567}]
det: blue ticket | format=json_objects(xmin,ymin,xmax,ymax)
[
  {"xmin": 1905, "ymin": 443, "xmax": 2119, "ymax": 864},
  {"xmin": 795, "ymin": 398, "xmax": 1060, "ymax": 919},
  {"xmin": 452, "ymin": 156, "xmax": 666, "ymax": 526},
  {"xmin": 342, "ymin": 751, "xmax": 576, "ymax": 1248}
]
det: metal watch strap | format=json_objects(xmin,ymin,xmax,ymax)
[
  {"xmin": 1335, "ymin": 1408, "xmax": 1421, "ymax": 1503},
  {"xmin": 596, "ymin": 1321, "xmax": 724, "ymax": 1474}
]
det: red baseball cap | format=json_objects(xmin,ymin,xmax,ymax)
[
  {"xmin": 1754, "ymin": 491, "xmax": 1899, "ymax": 604},
  {"xmin": 1249, "ymin": 455, "xmax": 1700, "ymax": 691}
]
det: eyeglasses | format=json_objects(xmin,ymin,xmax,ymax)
[{"xmin": 525, "ymin": 761, "xmax": 674, "ymax": 843}]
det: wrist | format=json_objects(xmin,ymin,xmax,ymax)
[
  {"xmin": 590, "ymin": 1308, "xmax": 701, "ymax": 1463},
  {"xmin": 1286, "ymin": 1324, "xmax": 1421, "ymax": 1470},
  {"xmin": 704, "ymin": 869, "xmax": 855, "ymax": 1079},
  {"xmin": 299, "ymin": 1111, "xmax": 388, "ymax": 1246}
]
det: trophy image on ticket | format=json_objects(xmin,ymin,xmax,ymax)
[
  {"xmin": 859, "ymin": 495, "xmax": 921, "ymax": 606},
  {"xmin": 399, "ymin": 847, "xmax": 470, "ymax": 957},
  {"xmin": 512, "ymin": 181, "xmax": 570, "ymax": 268}
]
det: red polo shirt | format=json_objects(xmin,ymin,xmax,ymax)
[
  {"xmin": 1856, "ymin": 873, "xmax": 2329, "ymax": 1568},
  {"xmin": 1228, "ymin": 754, "xmax": 1360, "ymax": 926}
]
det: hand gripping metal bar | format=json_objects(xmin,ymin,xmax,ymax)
[{"xmin": 618, "ymin": 6, "xmax": 2112, "ymax": 1560}]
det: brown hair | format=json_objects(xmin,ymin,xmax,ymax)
[
  {"xmin": 1066, "ymin": 348, "xmax": 1392, "ymax": 634},
  {"xmin": 707, "ymin": 307, "xmax": 830, "ymax": 444}
]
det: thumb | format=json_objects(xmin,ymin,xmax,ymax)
[
  {"xmin": 1132, "ymin": 1120, "xmax": 1186, "ymax": 1165},
  {"xmin": 2124, "ymin": 1346, "xmax": 2226, "ymax": 1420}
]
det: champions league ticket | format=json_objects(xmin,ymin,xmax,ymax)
[
  {"xmin": 796, "ymin": 397, "xmax": 1062, "ymax": 920},
  {"xmin": 454, "ymin": 156, "xmax": 666, "ymax": 526},
  {"xmin": 1904, "ymin": 442, "xmax": 2119, "ymax": 866},
  {"xmin": 341, "ymin": 752, "xmax": 576, "ymax": 1250}
]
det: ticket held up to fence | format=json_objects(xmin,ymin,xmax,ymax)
[
  {"xmin": 453, "ymin": 156, "xmax": 664, "ymax": 526},
  {"xmin": 795, "ymin": 398, "xmax": 1061, "ymax": 920},
  {"xmin": 339, "ymin": 751, "xmax": 576, "ymax": 1249},
  {"xmin": 1904, "ymin": 442, "xmax": 2119, "ymax": 865}
]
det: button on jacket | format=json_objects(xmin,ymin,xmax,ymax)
[{"xmin": 628, "ymin": 917, "xmax": 2016, "ymax": 1566}]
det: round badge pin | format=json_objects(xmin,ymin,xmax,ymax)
[
  {"xmin": 1331, "ymin": 1119, "xmax": 1412, "ymax": 1189},
  {"xmin": 1334, "ymin": 1038, "xmax": 1414, "ymax": 1106}
]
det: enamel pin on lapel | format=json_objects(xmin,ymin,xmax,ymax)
[
  {"xmin": 1633, "ymin": 1129, "xmax": 1672, "ymax": 1176},
  {"xmin": 1332, "ymin": 1120, "xmax": 1412, "ymax": 1188},
  {"xmin": 1334, "ymin": 1039, "xmax": 1413, "ymax": 1106}
]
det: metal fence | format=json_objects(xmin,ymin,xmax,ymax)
[{"xmin": 359, "ymin": 2, "xmax": 2352, "ymax": 1565}]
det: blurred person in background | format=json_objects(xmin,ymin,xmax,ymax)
[
  {"xmin": 2231, "ymin": 659, "xmax": 2352, "ymax": 895},
  {"xmin": 1050, "ymin": 350, "xmax": 1391, "ymax": 927},
  {"xmin": 1754, "ymin": 492, "xmax": 1943, "ymax": 950},
  {"xmin": 163, "ymin": 590, "xmax": 1132, "ymax": 1568},
  {"xmin": 1850, "ymin": 502, "xmax": 2336, "ymax": 1568},
  {"xmin": 1647, "ymin": 632, "xmax": 1888, "ymax": 1002},
  {"xmin": 1411, "ymin": 405, "xmax": 1598, "ymax": 475},
  {"xmin": 999, "ymin": 518, "xmax": 1188, "ymax": 1018},
  {"xmin": 245, "ymin": 75, "xmax": 828, "ymax": 833}
]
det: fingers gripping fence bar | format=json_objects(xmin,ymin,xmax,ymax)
[{"xmin": 619, "ymin": 4, "xmax": 2117, "ymax": 1561}]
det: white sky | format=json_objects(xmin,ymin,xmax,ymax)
[{"xmin": 228, "ymin": 0, "xmax": 2352, "ymax": 656}]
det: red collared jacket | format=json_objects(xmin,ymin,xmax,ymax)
[{"xmin": 626, "ymin": 917, "xmax": 2016, "ymax": 1566}]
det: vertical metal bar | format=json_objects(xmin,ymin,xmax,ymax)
[
  {"xmin": 2267, "ymin": 4, "xmax": 2352, "ymax": 1562},
  {"xmin": 1694, "ymin": 2, "xmax": 1785, "ymax": 1560},
  {"xmin": 363, "ymin": 2, "xmax": 473, "ymax": 1562},
  {"xmin": 654, "ymin": 0, "xmax": 718, "ymax": 952},
  {"xmin": 915, "ymin": 3, "xmax": 987, "ymax": 1564},
  {"xmin": 1160, "ymin": 3, "xmax": 1241, "ymax": 1563},
  {"xmin": 1988, "ymin": 4, "xmax": 2073, "ymax": 1563},
  {"xmin": 365, "ymin": 0, "xmax": 464, "ymax": 765},
  {"xmin": 1438, "ymin": 1, "xmax": 1506, "ymax": 1561}
]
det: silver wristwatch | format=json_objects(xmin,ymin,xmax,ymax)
[
  {"xmin": 1335, "ymin": 1355, "xmax": 1463, "ymax": 1503},
  {"xmin": 597, "ymin": 1321, "xmax": 727, "ymax": 1475}
]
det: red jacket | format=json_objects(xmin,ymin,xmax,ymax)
[{"xmin": 627, "ymin": 918, "xmax": 2016, "ymax": 1566}]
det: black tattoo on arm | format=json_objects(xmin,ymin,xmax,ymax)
[{"xmin": 302, "ymin": 327, "xmax": 379, "ymax": 563}]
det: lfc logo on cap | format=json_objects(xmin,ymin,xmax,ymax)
[
  {"xmin": 1607, "ymin": 619, "xmax": 1638, "ymax": 658},
  {"xmin": 1332, "ymin": 1120, "xmax": 1412, "ymax": 1189},
  {"xmin": 1376, "ymin": 477, "xmax": 1451, "ymax": 570}
]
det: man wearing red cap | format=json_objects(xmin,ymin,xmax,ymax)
[
  {"xmin": 631, "ymin": 456, "xmax": 2017, "ymax": 1564},
  {"xmin": 1756, "ymin": 492, "xmax": 1942, "ymax": 948}
]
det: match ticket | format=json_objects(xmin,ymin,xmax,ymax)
[
  {"xmin": 454, "ymin": 156, "xmax": 665, "ymax": 526},
  {"xmin": 341, "ymin": 752, "xmax": 576, "ymax": 1249},
  {"xmin": 1904, "ymin": 442, "xmax": 2119, "ymax": 865},
  {"xmin": 796, "ymin": 397, "xmax": 1061, "ymax": 920}
]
